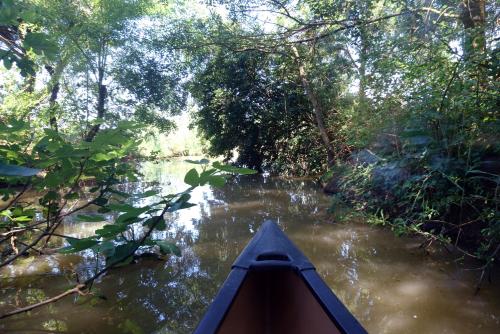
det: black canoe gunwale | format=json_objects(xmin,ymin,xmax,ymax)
[{"xmin": 193, "ymin": 221, "xmax": 367, "ymax": 334}]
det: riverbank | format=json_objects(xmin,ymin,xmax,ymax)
[{"xmin": 321, "ymin": 145, "xmax": 499, "ymax": 290}]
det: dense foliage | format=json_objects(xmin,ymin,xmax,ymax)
[
  {"xmin": 0, "ymin": 0, "xmax": 498, "ymax": 320},
  {"xmin": 182, "ymin": 0, "xmax": 499, "ymax": 272},
  {"xmin": 0, "ymin": 0, "xmax": 255, "ymax": 319},
  {"xmin": 189, "ymin": 49, "xmax": 325, "ymax": 173}
]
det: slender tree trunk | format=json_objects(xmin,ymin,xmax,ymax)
[
  {"xmin": 85, "ymin": 67, "xmax": 107, "ymax": 142},
  {"xmin": 291, "ymin": 45, "xmax": 335, "ymax": 166},
  {"xmin": 45, "ymin": 65, "xmax": 60, "ymax": 132},
  {"xmin": 358, "ymin": 27, "xmax": 368, "ymax": 106},
  {"xmin": 460, "ymin": 0, "xmax": 487, "ymax": 103}
]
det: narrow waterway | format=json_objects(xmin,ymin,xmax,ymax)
[{"xmin": 1, "ymin": 159, "xmax": 499, "ymax": 333}]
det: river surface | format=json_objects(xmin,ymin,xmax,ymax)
[{"xmin": 1, "ymin": 159, "xmax": 499, "ymax": 333}]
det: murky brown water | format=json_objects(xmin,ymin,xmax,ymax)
[{"xmin": 1, "ymin": 159, "xmax": 499, "ymax": 333}]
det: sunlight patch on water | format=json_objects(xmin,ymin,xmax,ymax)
[{"xmin": 1, "ymin": 159, "xmax": 499, "ymax": 334}]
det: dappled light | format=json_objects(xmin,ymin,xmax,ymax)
[{"xmin": 1, "ymin": 0, "xmax": 498, "ymax": 332}]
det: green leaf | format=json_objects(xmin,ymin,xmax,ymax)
[
  {"xmin": 95, "ymin": 224, "xmax": 127, "ymax": 238},
  {"xmin": 94, "ymin": 197, "xmax": 108, "ymax": 206},
  {"xmin": 43, "ymin": 172, "xmax": 65, "ymax": 187},
  {"xmin": 91, "ymin": 151, "xmax": 119, "ymax": 162},
  {"xmin": 97, "ymin": 207, "xmax": 112, "ymax": 213},
  {"xmin": 0, "ymin": 209, "xmax": 11, "ymax": 217},
  {"xmin": 92, "ymin": 128, "xmax": 127, "ymax": 148},
  {"xmin": 155, "ymin": 241, "xmax": 181, "ymax": 256},
  {"xmin": 108, "ymin": 203, "xmax": 139, "ymax": 212},
  {"xmin": 3, "ymin": 57, "xmax": 12, "ymax": 70},
  {"xmin": 212, "ymin": 161, "xmax": 256, "ymax": 175},
  {"xmin": 12, "ymin": 216, "xmax": 33, "ymax": 222},
  {"xmin": 208, "ymin": 175, "xmax": 226, "ymax": 188},
  {"xmin": 185, "ymin": 158, "xmax": 210, "ymax": 165},
  {"xmin": 115, "ymin": 213, "xmax": 140, "ymax": 225},
  {"xmin": 168, "ymin": 193, "xmax": 192, "ymax": 212},
  {"xmin": 115, "ymin": 120, "xmax": 141, "ymax": 130},
  {"xmin": 134, "ymin": 190, "xmax": 160, "ymax": 198},
  {"xmin": 97, "ymin": 241, "xmax": 115, "ymax": 257},
  {"xmin": 114, "ymin": 207, "xmax": 149, "ymax": 225},
  {"xmin": 179, "ymin": 202, "xmax": 196, "ymax": 210},
  {"xmin": 59, "ymin": 237, "xmax": 99, "ymax": 254},
  {"xmin": 76, "ymin": 214, "xmax": 106, "ymax": 222},
  {"xmin": 0, "ymin": 163, "xmax": 40, "ymax": 177},
  {"xmin": 143, "ymin": 216, "xmax": 166, "ymax": 230},
  {"xmin": 184, "ymin": 168, "xmax": 199, "ymax": 187},
  {"xmin": 64, "ymin": 193, "xmax": 80, "ymax": 200},
  {"xmin": 198, "ymin": 168, "xmax": 216, "ymax": 185},
  {"xmin": 40, "ymin": 191, "xmax": 59, "ymax": 202},
  {"xmin": 106, "ymin": 242, "xmax": 138, "ymax": 266},
  {"xmin": 23, "ymin": 32, "xmax": 58, "ymax": 60}
]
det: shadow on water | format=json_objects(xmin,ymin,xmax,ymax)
[{"xmin": 1, "ymin": 159, "xmax": 499, "ymax": 333}]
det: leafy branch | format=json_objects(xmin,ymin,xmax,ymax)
[{"xmin": 0, "ymin": 159, "xmax": 256, "ymax": 319}]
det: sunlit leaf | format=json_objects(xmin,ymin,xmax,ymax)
[{"xmin": 12, "ymin": 216, "xmax": 33, "ymax": 222}]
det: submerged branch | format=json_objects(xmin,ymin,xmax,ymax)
[{"xmin": 0, "ymin": 284, "xmax": 87, "ymax": 320}]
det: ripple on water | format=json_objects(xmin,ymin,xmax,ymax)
[{"xmin": 1, "ymin": 159, "xmax": 499, "ymax": 334}]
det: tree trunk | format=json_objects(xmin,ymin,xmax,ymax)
[
  {"xmin": 45, "ymin": 65, "xmax": 60, "ymax": 132},
  {"xmin": 291, "ymin": 45, "xmax": 335, "ymax": 166},
  {"xmin": 85, "ymin": 67, "xmax": 107, "ymax": 142},
  {"xmin": 358, "ymin": 27, "xmax": 368, "ymax": 106},
  {"xmin": 460, "ymin": 0, "xmax": 486, "ymax": 56},
  {"xmin": 460, "ymin": 0, "xmax": 487, "ymax": 99}
]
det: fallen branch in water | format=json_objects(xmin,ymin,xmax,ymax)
[{"xmin": 0, "ymin": 284, "xmax": 87, "ymax": 320}]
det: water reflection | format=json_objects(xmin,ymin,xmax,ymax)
[{"xmin": 1, "ymin": 159, "xmax": 499, "ymax": 333}]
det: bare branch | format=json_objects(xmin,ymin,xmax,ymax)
[
  {"xmin": 0, "ymin": 284, "xmax": 87, "ymax": 320},
  {"xmin": 0, "ymin": 184, "xmax": 31, "ymax": 211}
]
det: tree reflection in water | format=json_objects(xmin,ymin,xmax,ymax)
[{"xmin": 1, "ymin": 160, "xmax": 499, "ymax": 334}]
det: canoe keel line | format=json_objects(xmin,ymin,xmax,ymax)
[{"xmin": 194, "ymin": 221, "xmax": 368, "ymax": 334}]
